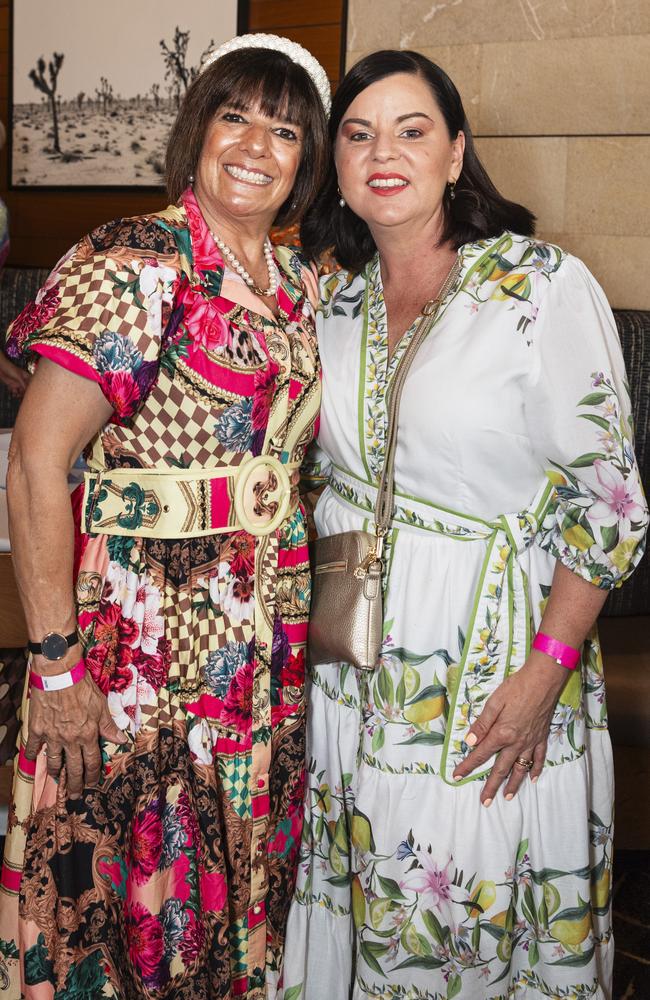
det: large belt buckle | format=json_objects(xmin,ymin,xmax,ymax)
[{"xmin": 233, "ymin": 455, "xmax": 292, "ymax": 537}]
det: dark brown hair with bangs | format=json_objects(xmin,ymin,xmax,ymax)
[{"xmin": 165, "ymin": 47, "xmax": 329, "ymax": 226}]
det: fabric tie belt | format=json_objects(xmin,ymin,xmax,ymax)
[
  {"xmin": 328, "ymin": 465, "xmax": 556, "ymax": 784},
  {"xmin": 82, "ymin": 454, "xmax": 301, "ymax": 539}
]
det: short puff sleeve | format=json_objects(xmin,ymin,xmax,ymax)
[
  {"xmin": 527, "ymin": 255, "xmax": 648, "ymax": 589},
  {"xmin": 5, "ymin": 221, "xmax": 177, "ymax": 424}
]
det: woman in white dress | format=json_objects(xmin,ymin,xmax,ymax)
[{"xmin": 282, "ymin": 51, "xmax": 648, "ymax": 999}]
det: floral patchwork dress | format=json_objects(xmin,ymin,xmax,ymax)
[
  {"xmin": 0, "ymin": 189, "xmax": 320, "ymax": 999},
  {"xmin": 282, "ymin": 233, "xmax": 648, "ymax": 999}
]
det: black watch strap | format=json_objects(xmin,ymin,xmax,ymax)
[{"xmin": 28, "ymin": 630, "xmax": 79, "ymax": 658}]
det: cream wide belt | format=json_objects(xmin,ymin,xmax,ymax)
[
  {"xmin": 328, "ymin": 465, "xmax": 556, "ymax": 784},
  {"xmin": 82, "ymin": 454, "xmax": 301, "ymax": 539}
]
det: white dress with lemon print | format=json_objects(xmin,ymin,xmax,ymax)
[{"xmin": 280, "ymin": 232, "xmax": 648, "ymax": 1000}]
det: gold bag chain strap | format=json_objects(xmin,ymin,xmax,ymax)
[{"xmin": 370, "ymin": 256, "xmax": 463, "ymax": 561}]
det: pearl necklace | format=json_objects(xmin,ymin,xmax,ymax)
[{"xmin": 211, "ymin": 231, "xmax": 278, "ymax": 297}]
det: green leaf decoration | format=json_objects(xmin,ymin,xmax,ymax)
[
  {"xmin": 601, "ymin": 523, "xmax": 619, "ymax": 553},
  {"xmin": 24, "ymin": 934, "xmax": 54, "ymax": 986},
  {"xmin": 447, "ymin": 972, "xmax": 462, "ymax": 999},
  {"xmin": 551, "ymin": 896, "xmax": 591, "ymax": 923},
  {"xmin": 325, "ymin": 872, "xmax": 352, "ymax": 888},
  {"xmin": 550, "ymin": 944, "xmax": 595, "ymax": 968},
  {"xmin": 284, "ymin": 987, "xmax": 303, "ymax": 1000},
  {"xmin": 53, "ymin": 950, "xmax": 108, "ymax": 999},
  {"xmin": 201, "ymin": 268, "xmax": 224, "ymax": 297},
  {"xmin": 568, "ymin": 452, "xmax": 607, "ymax": 468},
  {"xmin": 431, "ymin": 647, "xmax": 455, "ymax": 667},
  {"xmin": 399, "ymin": 731, "xmax": 445, "ymax": 747},
  {"xmin": 328, "ymin": 843, "xmax": 346, "ymax": 877},
  {"xmin": 529, "ymin": 939, "xmax": 540, "ymax": 967},
  {"xmin": 377, "ymin": 666, "xmax": 394, "ymax": 706},
  {"xmin": 372, "ymin": 727, "xmax": 385, "ymax": 752},
  {"xmin": 390, "ymin": 649, "xmax": 433, "ymax": 667},
  {"xmin": 422, "ymin": 908, "xmax": 444, "ymax": 944},
  {"xmin": 577, "ymin": 392, "xmax": 608, "ymax": 406},
  {"xmin": 0, "ymin": 938, "xmax": 19, "ymax": 960},
  {"xmin": 480, "ymin": 922, "xmax": 505, "ymax": 941},
  {"xmin": 516, "ymin": 839, "xmax": 529, "ymax": 864},
  {"xmin": 395, "ymin": 674, "xmax": 406, "ymax": 710},
  {"xmin": 333, "ymin": 815, "xmax": 349, "ymax": 853},
  {"xmin": 392, "ymin": 955, "xmax": 447, "ymax": 971},
  {"xmin": 359, "ymin": 940, "xmax": 386, "ymax": 975},
  {"xmin": 376, "ymin": 873, "xmax": 406, "ymax": 901},
  {"xmin": 530, "ymin": 866, "xmax": 572, "ymax": 884},
  {"xmin": 407, "ymin": 684, "xmax": 447, "ymax": 705},
  {"xmin": 578, "ymin": 413, "xmax": 611, "ymax": 431}
]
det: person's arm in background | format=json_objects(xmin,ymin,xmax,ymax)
[
  {"xmin": 0, "ymin": 120, "xmax": 31, "ymax": 398},
  {"xmin": 0, "ymin": 352, "xmax": 29, "ymax": 398},
  {"xmin": 8, "ymin": 358, "xmax": 126, "ymax": 799}
]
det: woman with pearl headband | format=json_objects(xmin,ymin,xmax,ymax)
[{"xmin": 0, "ymin": 34, "xmax": 328, "ymax": 999}]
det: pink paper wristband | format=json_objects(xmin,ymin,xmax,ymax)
[
  {"xmin": 532, "ymin": 632, "xmax": 580, "ymax": 670},
  {"xmin": 29, "ymin": 658, "xmax": 87, "ymax": 692}
]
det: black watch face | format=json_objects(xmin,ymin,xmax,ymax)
[{"xmin": 41, "ymin": 632, "xmax": 69, "ymax": 661}]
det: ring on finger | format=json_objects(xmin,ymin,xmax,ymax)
[{"xmin": 514, "ymin": 756, "xmax": 534, "ymax": 771}]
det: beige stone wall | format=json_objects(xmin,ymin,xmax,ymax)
[{"xmin": 346, "ymin": 0, "xmax": 650, "ymax": 308}]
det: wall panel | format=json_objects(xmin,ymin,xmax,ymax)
[{"xmin": 346, "ymin": 1, "xmax": 650, "ymax": 309}]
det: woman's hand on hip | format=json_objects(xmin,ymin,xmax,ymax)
[
  {"xmin": 25, "ymin": 669, "xmax": 127, "ymax": 799},
  {"xmin": 452, "ymin": 652, "xmax": 569, "ymax": 805}
]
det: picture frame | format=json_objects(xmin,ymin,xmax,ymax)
[{"xmin": 9, "ymin": 0, "xmax": 248, "ymax": 190}]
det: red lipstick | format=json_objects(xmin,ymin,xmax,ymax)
[{"xmin": 367, "ymin": 172, "xmax": 410, "ymax": 196}]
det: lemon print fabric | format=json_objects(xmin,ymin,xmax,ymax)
[{"xmin": 280, "ymin": 232, "xmax": 647, "ymax": 999}]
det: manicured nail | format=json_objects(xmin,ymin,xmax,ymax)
[
  {"xmin": 531, "ymin": 776, "xmax": 539, "ymax": 784},
  {"xmin": 505, "ymin": 793, "xmax": 514, "ymax": 801},
  {"xmin": 482, "ymin": 797, "xmax": 493, "ymax": 808},
  {"xmin": 465, "ymin": 732, "xmax": 478, "ymax": 747},
  {"xmin": 453, "ymin": 772, "xmax": 462, "ymax": 781}
]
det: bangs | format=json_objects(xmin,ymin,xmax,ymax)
[
  {"xmin": 165, "ymin": 44, "xmax": 329, "ymax": 217},
  {"xmin": 217, "ymin": 49, "xmax": 316, "ymax": 127}
]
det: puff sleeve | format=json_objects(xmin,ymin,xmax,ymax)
[
  {"xmin": 527, "ymin": 254, "xmax": 648, "ymax": 589},
  {"xmin": 5, "ymin": 222, "xmax": 177, "ymax": 423}
]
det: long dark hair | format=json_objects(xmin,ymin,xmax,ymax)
[
  {"xmin": 301, "ymin": 50, "xmax": 535, "ymax": 270},
  {"xmin": 166, "ymin": 48, "xmax": 329, "ymax": 227}
]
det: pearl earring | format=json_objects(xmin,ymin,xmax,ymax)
[
  {"xmin": 337, "ymin": 186, "xmax": 346, "ymax": 208},
  {"xmin": 189, "ymin": 173, "xmax": 195, "ymax": 184},
  {"xmin": 448, "ymin": 180, "xmax": 456, "ymax": 200}
]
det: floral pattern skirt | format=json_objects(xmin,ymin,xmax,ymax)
[
  {"xmin": 281, "ymin": 491, "xmax": 615, "ymax": 1000},
  {"xmin": 0, "ymin": 519, "xmax": 309, "ymax": 999}
]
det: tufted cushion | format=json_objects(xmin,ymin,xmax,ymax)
[{"xmin": 0, "ymin": 266, "xmax": 49, "ymax": 427}]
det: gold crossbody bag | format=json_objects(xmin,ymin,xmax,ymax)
[{"xmin": 308, "ymin": 259, "xmax": 461, "ymax": 670}]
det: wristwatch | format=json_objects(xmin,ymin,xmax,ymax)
[{"xmin": 28, "ymin": 630, "xmax": 79, "ymax": 661}]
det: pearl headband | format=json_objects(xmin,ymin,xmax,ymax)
[{"xmin": 200, "ymin": 33, "xmax": 331, "ymax": 115}]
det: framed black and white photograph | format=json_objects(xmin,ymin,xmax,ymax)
[{"xmin": 9, "ymin": 0, "xmax": 247, "ymax": 189}]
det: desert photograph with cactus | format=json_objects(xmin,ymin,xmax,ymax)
[{"xmin": 10, "ymin": 0, "xmax": 239, "ymax": 187}]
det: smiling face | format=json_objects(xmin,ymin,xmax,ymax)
[
  {"xmin": 335, "ymin": 72, "xmax": 465, "ymax": 238},
  {"xmin": 195, "ymin": 102, "xmax": 304, "ymax": 232}
]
